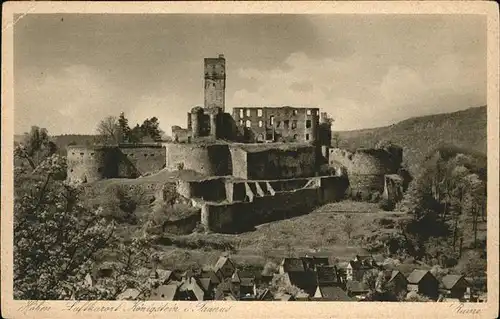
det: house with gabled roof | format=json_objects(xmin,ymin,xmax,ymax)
[
  {"xmin": 380, "ymin": 270, "xmax": 408, "ymax": 297},
  {"xmin": 279, "ymin": 258, "xmax": 305, "ymax": 274},
  {"xmin": 346, "ymin": 280, "xmax": 370, "ymax": 300},
  {"xmin": 148, "ymin": 268, "xmax": 175, "ymax": 288},
  {"xmin": 440, "ymin": 274, "xmax": 471, "ymax": 300},
  {"xmin": 346, "ymin": 255, "xmax": 378, "ymax": 281},
  {"xmin": 214, "ymin": 278, "xmax": 238, "ymax": 301},
  {"xmin": 283, "ymin": 271, "xmax": 318, "ymax": 296},
  {"xmin": 198, "ymin": 269, "xmax": 221, "ymax": 299},
  {"xmin": 316, "ymin": 265, "xmax": 342, "ymax": 287},
  {"xmin": 149, "ymin": 284, "xmax": 180, "ymax": 301},
  {"xmin": 313, "ymin": 286, "xmax": 354, "ymax": 301},
  {"xmin": 177, "ymin": 276, "xmax": 206, "ymax": 301},
  {"xmin": 214, "ymin": 256, "xmax": 236, "ymax": 280},
  {"xmin": 407, "ymin": 269, "xmax": 439, "ymax": 300},
  {"xmin": 301, "ymin": 255, "xmax": 329, "ymax": 271}
]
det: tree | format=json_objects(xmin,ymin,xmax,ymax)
[
  {"xmin": 362, "ymin": 269, "xmax": 379, "ymax": 293},
  {"xmin": 405, "ymin": 291, "xmax": 430, "ymax": 302},
  {"xmin": 14, "ymin": 155, "xmax": 116, "ymax": 299},
  {"xmin": 140, "ymin": 117, "xmax": 163, "ymax": 141},
  {"xmin": 96, "ymin": 116, "xmax": 121, "ymax": 144},
  {"xmin": 331, "ymin": 132, "xmax": 341, "ymax": 148},
  {"xmin": 14, "ymin": 126, "xmax": 57, "ymax": 170},
  {"xmin": 118, "ymin": 112, "xmax": 131, "ymax": 143},
  {"xmin": 262, "ymin": 261, "xmax": 280, "ymax": 276}
]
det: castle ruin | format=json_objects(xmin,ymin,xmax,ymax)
[{"xmin": 67, "ymin": 55, "xmax": 407, "ymax": 233}]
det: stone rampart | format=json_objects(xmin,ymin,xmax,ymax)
[
  {"xmin": 199, "ymin": 175, "xmax": 348, "ymax": 233},
  {"xmin": 328, "ymin": 147, "xmax": 402, "ymax": 195},
  {"xmin": 164, "ymin": 143, "xmax": 232, "ymax": 176},
  {"xmin": 67, "ymin": 145, "xmax": 119, "ymax": 183},
  {"xmin": 67, "ymin": 144, "xmax": 166, "ymax": 182}
]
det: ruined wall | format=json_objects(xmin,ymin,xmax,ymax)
[
  {"xmin": 67, "ymin": 146, "xmax": 120, "ymax": 183},
  {"xmin": 117, "ymin": 145, "xmax": 166, "ymax": 177},
  {"xmin": 164, "ymin": 143, "xmax": 232, "ymax": 176},
  {"xmin": 329, "ymin": 148, "xmax": 400, "ymax": 175},
  {"xmin": 244, "ymin": 146, "xmax": 316, "ymax": 180},
  {"xmin": 319, "ymin": 176, "xmax": 349, "ymax": 203},
  {"xmin": 176, "ymin": 177, "xmax": 227, "ymax": 202},
  {"xmin": 228, "ymin": 146, "xmax": 248, "ymax": 179},
  {"xmin": 328, "ymin": 147, "xmax": 402, "ymax": 196},
  {"xmin": 172, "ymin": 126, "xmax": 192, "ymax": 143},
  {"xmin": 201, "ymin": 187, "xmax": 321, "ymax": 233},
  {"xmin": 231, "ymin": 106, "xmax": 320, "ymax": 143},
  {"xmin": 200, "ymin": 175, "xmax": 348, "ymax": 233},
  {"xmin": 230, "ymin": 144, "xmax": 316, "ymax": 180},
  {"xmin": 67, "ymin": 145, "xmax": 166, "ymax": 182}
]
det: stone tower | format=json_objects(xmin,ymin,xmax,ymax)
[{"xmin": 204, "ymin": 54, "xmax": 226, "ymax": 111}]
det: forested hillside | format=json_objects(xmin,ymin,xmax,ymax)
[{"xmin": 335, "ymin": 106, "xmax": 487, "ymax": 175}]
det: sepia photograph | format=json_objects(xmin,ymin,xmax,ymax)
[{"xmin": 2, "ymin": 2, "xmax": 498, "ymax": 319}]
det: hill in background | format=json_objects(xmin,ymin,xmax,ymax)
[{"xmin": 334, "ymin": 106, "xmax": 487, "ymax": 175}]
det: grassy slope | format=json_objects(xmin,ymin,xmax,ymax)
[
  {"xmin": 150, "ymin": 201, "xmax": 412, "ymax": 270},
  {"xmin": 335, "ymin": 106, "xmax": 487, "ymax": 175}
]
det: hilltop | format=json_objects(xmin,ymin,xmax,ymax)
[{"xmin": 334, "ymin": 106, "xmax": 487, "ymax": 175}]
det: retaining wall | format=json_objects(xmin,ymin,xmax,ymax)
[{"xmin": 200, "ymin": 175, "xmax": 348, "ymax": 233}]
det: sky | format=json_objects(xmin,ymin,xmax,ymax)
[{"xmin": 14, "ymin": 14, "xmax": 487, "ymax": 135}]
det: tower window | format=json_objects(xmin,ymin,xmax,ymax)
[
  {"xmin": 293, "ymin": 110, "xmax": 297, "ymax": 116},
  {"xmin": 257, "ymin": 109, "xmax": 263, "ymax": 117},
  {"xmin": 306, "ymin": 120, "xmax": 312, "ymax": 128},
  {"xmin": 306, "ymin": 134, "xmax": 310, "ymax": 140},
  {"xmin": 245, "ymin": 120, "xmax": 252, "ymax": 128},
  {"xmin": 292, "ymin": 120, "xmax": 297, "ymax": 129},
  {"xmin": 306, "ymin": 110, "xmax": 312, "ymax": 115},
  {"xmin": 239, "ymin": 109, "xmax": 244, "ymax": 118},
  {"xmin": 258, "ymin": 120, "xmax": 263, "ymax": 128},
  {"xmin": 270, "ymin": 115, "xmax": 274, "ymax": 125},
  {"xmin": 246, "ymin": 109, "xmax": 251, "ymax": 117},
  {"xmin": 284, "ymin": 120, "xmax": 289, "ymax": 129}
]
